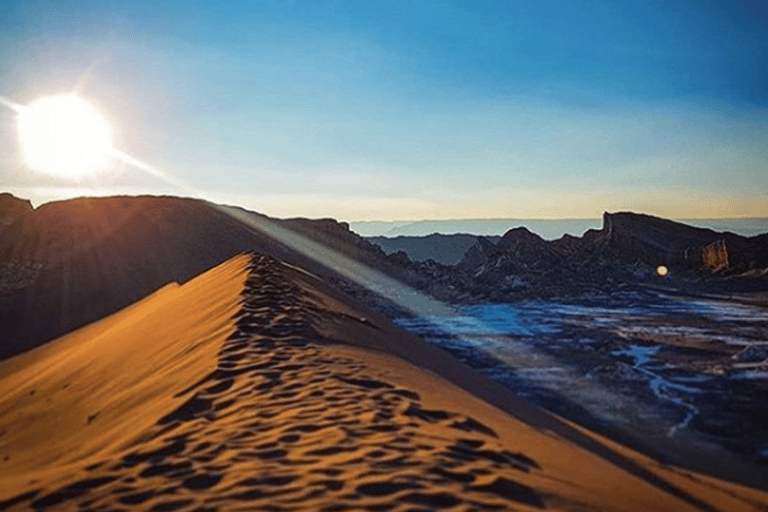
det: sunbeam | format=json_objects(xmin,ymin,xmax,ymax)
[
  {"xmin": 0, "ymin": 95, "xmax": 24, "ymax": 113},
  {"xmin": 109, "ymin": 148, "xmax": 195, "ymax": 193}
]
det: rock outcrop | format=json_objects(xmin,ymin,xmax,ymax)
[
  {"xmin": 452, "ymin": 212, "xmax": 768, "ymax": 301},
  {"xmin": 702, "ymin": 239, "xmax": 730, "ymax": 271},
  {"xmin": 599, "ymin": 212, "xmax": 768, "ymax": 273},
  {"xmin": 0, "ymin": 193, "xmax": 32, "ymax": 229}
]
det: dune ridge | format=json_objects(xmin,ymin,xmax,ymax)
[
  {"xmin": 0, "ymin": 255, "xmax": 249, "ymax": 499},
  {"xmin": 0, "ymin": 253, "xmax": 766, "ymax": 511}
]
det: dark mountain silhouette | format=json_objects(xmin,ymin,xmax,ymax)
[{"xmin": 0, "ymin": 194, "xmax": 411, "ymax": 359}]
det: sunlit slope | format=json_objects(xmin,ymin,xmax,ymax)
[
  {"xmin": 0, "ymin": 254, "xmax": 248, "ymax": 490},
  {"xmin": 0, "ymin": 195, "xmax": 296, "ymax": 356},
  {"xmin": 0, "ymin": 253, "xmax": 764, "ymax": 511}
]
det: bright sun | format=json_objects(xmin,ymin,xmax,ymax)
[{"xmin": 18, "ymin": 94, "xmax": 113, "ymax": 179}]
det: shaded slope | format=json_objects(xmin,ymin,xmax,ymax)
[
  {"xmin": 0, "ymin": 195, "xmax": 412, "ymax": 359},
  {"xmin": 0, "ymin": 253, "xmax": 766, "ymax": 511}
]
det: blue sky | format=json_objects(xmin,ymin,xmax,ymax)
[{"xmin": 1, "ymin": 0, "xmax": 766, "ymax": 220}]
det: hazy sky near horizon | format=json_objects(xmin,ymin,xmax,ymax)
[{"xmin": 1, "ymin": 0, "xmax": 766, "ymax": 220}]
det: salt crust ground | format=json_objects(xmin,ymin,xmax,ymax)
[{"xmin": 0, "ymin": 254, "xmax": 766, "ymax": 511}]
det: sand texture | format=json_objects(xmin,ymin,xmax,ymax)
[{"xmin": 0, "ymin": 253, "xmax": 766, "ymax": 511}]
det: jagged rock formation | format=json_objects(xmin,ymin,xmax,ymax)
[{"xmin": 452, "ymin": 212, "xmax": 768, "ymax": 302}]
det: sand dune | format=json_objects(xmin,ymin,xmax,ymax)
[{"xmin": 0, "ymin": 253, "xmax": 766, "ymax": 511}]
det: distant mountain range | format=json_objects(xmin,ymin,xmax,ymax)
[
  {"xmin": 351, "ymin": 217, "xmax": 768, "ymax": 238},
  {"xmin": 367, "ymin": 234, "xmax": 502, "ymax": 265}
]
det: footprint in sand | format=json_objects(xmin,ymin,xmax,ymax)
[{"xmin": 1, "ymin": 254, "xmax": 545, "ymax": 512}]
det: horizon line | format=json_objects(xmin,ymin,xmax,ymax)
[
  {"xmin": 5, "ymin": 191, "xmax": 767, "ymax": 224},
  {"xmin": 345, "ymin": 215, "xmax": 768, "ymax": 223}
]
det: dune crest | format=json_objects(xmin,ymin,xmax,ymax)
[
  {"xmin": 0, "ymin": 253, "xmax": 765, "ymax": 511},
  {"xmin": 0, "ymin": 255, "xmax": 249, "ymax": 490}
]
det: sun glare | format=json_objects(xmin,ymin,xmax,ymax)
[{"xmin": 18, "ymin": 94, "xmax": 113, "ymax": 179}]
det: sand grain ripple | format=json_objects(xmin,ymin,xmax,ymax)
[{"xmin": 2, "ymin": 254, "xmax": 547, "ymax": 511}]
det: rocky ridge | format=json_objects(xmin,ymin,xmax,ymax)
[{"xmin": 439, "ymin": 212, "xmax": 768, "ymax": 302}]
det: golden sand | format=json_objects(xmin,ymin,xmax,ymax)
[{"xmin": 0, "ymin": 254, "xmax": 765, "ymax": 511}]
